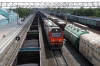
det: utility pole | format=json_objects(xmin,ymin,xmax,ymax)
[{"xmin": 17, "ymin": 5, "xmax": 19, "ymax": 25}]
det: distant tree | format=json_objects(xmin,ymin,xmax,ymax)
[
  {"xmin": 13, "ymin": 7, "xmax": 32, "ymax": 18},
  {"xmin": 44, "ymin": 7, "xmax": 100, "ymax": 17},
  {"xmin": 84, "ymin": 8, "xmax": 95, "ymax": 16},
  {"xmin": 94, "ymin": 8, "xmax": 100, "ymax": 17}
]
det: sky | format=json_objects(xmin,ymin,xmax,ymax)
[{"xmin": 0, "ymin": 0, "xmax": 99, "ymax": 2}]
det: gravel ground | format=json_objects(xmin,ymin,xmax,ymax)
[
  {"xmin": 17, "ymin": 63, "xmax": 38, "ymax": 66},
  {"xmin": 49, "ymin": 15, "xmax": 93, "ymax": 66},
  {"xmin": 39, "ymin": 20, "xmax": 49, "ymax": 66},
  {"xmin": 39, "ymin": 17, "xmax": 57, "ymax": 66}
]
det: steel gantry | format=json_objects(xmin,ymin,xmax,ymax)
[{"xmin": 0, "ymin": 2, "xmax": 100, "ymax": 8}]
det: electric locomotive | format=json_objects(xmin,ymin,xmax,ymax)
[{"xmin": 43, "ymin": 18, "xmax": 64, "ymax": 49}]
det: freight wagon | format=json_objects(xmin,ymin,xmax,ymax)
[
  {"xmin": 64, "ymin": 23, "xmax": 100, "ymax": 66},
  {"xmin": 67, "ymin": 14, "xmax": 100, "ymax": 29}
]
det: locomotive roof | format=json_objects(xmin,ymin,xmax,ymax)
[
  {"xmin": 51, "ymin": 27, "xmax": 59, "ymax": 28},
  {"xmin": 44, "ymin": 19, "xmax": 58, "ymax": 27}
]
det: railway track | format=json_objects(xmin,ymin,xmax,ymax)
[
  {"xmin": 52, "ymin": 15, "xmax": 100, "ymax": 35},
  {"xmin": 66, "ymin": 21, "xmax": 100, "ymax": 36},
  {"xmin": 67, "ymin": 20, "xmax": 100, "ymax": 35},
  {"xmin": 53, "ymin": 49, "xmax": 68, "ymax": 66},
  {"xmin": 73, "ymin": 22, "xmax": 100, "ymax": 35},
  {"xmin": 88, "ymin": 27, "xmax": 100, "ymax": 35}
]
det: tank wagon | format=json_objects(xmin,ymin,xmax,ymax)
[
  {"xmin": 64, "ymin": 23, "xmax": 100, "ymax": 66},
  {"xmin": 43, "ymin": 18, "xmax": 64, "ymax": 49},
  {"xmin": 64, "ymin": 24, "xmax": 89, "ymax": 48},
  {"xmin": 67, "ymin": 14, "xmax": 100, "ymax": 29}
]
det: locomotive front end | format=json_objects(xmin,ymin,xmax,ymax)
[{"xmin": 49, "ymin": 27, "xmax": 64, "ymax": 48}]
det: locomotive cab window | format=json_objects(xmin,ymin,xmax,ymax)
[
  {"xmin": 51, "ymin": 28, "xmax": 62, "ymax": 37},
  {"xmin": 52, "ymin": 33, "xmax": 62, "ymax": 37}
]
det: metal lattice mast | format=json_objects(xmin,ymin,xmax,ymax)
[{"xmin": 0, "ymin": 2, "xmax": 100, "ymax": 8}]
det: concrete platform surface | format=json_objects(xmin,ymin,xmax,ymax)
[{"xmin": 0, "ymin": 15, "xmax": 32, "ymax": 40}]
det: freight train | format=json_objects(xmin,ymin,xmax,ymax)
[
  {"xmin": 50, "ymin": 12, "xmax": 100, "ymax": 29},
  {"xmin": 50, "ymin": 12, "xmax": 66, "ymax": 20},
  {"xmin": 64, "ymin": 23, "xmax": 100, "ymax": 66},
  {"xmin": 67, "ymin": 14, "xmax": 100, "ymax": 29},
  {"xmin": 43, "ymin": 18, "xmax": 64, "ymax": 49}
]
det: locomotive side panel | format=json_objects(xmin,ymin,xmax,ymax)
[{"xmin": 43, "ymin": 20, "xmax": 51, "ymax": 46}]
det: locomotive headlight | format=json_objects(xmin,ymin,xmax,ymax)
[
  {"xmin": 59, "ymin": 39, "xmax": 63, "ymax": 42},
  {"xmin": 56, "ymin": 29, "xmax": 57, "ymax": 31},
  {"xmin": 52, "ymin": 40, "xmax": 55, "ymax": 42},
  {"xmin": 51, "ymin": 39, "xmax": 55, "ymax": 42}
]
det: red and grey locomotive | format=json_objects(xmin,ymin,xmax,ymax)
[{"xmin": 43, "ymin": 18, "xmax": 64, "ymax": 49}]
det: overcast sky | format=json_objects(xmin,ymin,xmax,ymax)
[{"xmin": 0, "ymin": 0, "xmax": 99, "ymax": 2}]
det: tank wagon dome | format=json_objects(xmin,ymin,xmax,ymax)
[
  {"xmin": 64, "ymin": 24, "xmax": 89, "ymax": 48},
  {"xmin": 65, "ymin": 24, "xmax": 89, "ymax": 37},
  {"xmin": 79, "ymin": 34, "xmax": 100, "ymax": 66}
]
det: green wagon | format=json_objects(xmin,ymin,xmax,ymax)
[{"xmin": 64, "ymin": 24, "xmax": 89, "ymax": 49}]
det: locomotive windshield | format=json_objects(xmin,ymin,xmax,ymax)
[
  {"xmin": 51, "ymin": 28, "xmax": 62, "ymax": 32},
  {"xmin": 51, "ymin": 28, "xmax": 62, "ymax": 37},
  {"xmin": 52, "ymin": 33, "xmax": 62, "ymax": 37}
]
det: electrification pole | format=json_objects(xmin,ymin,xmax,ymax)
[{"xmin": 17, "ymin": 5, "xmax": 19, "ymax": 25}]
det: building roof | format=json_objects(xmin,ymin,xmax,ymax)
[
  {"xmin": 0, "ymin": 8, "xmax": 10, "ymax": 14},
  {"xmin": 0, "ymin": 15, "xmax": 7, "ymax": 20},
  {"xmin": 6, "ymin": 9, "xmax": 11, "ymax": 13}
]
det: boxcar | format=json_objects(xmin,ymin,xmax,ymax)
[{"xmin": 79, "ymin": 34, "xmax": 100, "ymax": 66}]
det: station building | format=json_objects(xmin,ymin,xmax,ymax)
[
  {"xmin": 0, "ymin": 8, "xmax": 19, "ymax": 27},
  {"xmin": 0, "ymin": 14, "xmax": 8, "ymax": 27}
]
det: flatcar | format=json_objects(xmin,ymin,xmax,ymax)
[
  {"xmin": 43, "ymin": 18, "xmax": 64, "ymax": 49},
  {"xmin": 64, "ymin": 23, "xmax": 100, "ymax": 66}
]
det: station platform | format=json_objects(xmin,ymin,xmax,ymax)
[
  {"xmin": 0, "ymin": 19, "xmax": 20, "ymax": 40},
  {"xmin": 0, "ymin": 16, "xmax": 32, "ymax": 40},
  {"xmin": 0, "ymin": 15, "xmax": 34, "ymax": 66}
]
